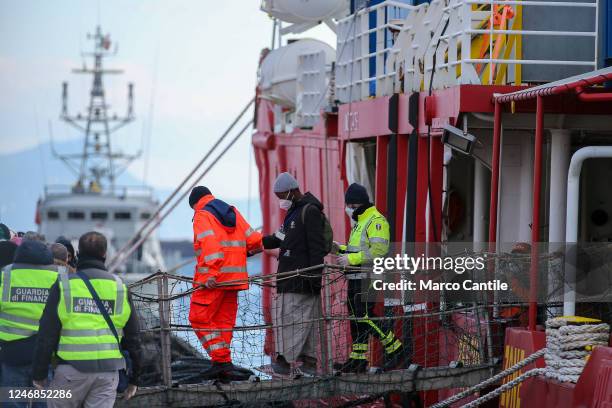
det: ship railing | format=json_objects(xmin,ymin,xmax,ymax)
[
  {"xmin": 124, "ymin": 262, "xmax": 513, "ymax": 403},
  {"xmin": 384, "ymin": 0, "xmax": 598, "ymax": 94},
  {"xmin": 44, "ymin": 184, "xmax": 155, "ymax": 199},
  {"xmin": 335, "ymin": 0, "xmax": 419, "ymax": 103}
]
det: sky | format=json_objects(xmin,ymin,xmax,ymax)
[{"xmin": 0, "ymin": 0, "xmax": 336, "ymax": 202}]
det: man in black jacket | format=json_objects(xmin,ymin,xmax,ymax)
[
  {"xmin": 32, "ymin": 232, "xmax": 142, "ymax": 406},
  {"xmin": 263, "ymin": 172, "xmax": 327, "ymax": 378}
]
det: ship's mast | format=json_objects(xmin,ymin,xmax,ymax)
[{"xmin": 56, "ymin": 25, "xmax": 138, "ymax": 193}]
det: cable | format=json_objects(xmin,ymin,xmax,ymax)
[
  {"xmin": 109, "ymin": 119, "xmax": 253, "ymax": 273},
  {"xmin": 426, "ymin": 17, "xmax": 450, "ymax": 242},
  {"xmin": 108, "ymin": 99, "xmax": 254, "ymax": 269}
]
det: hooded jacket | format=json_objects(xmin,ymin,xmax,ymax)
[
  {"xmin": 191, "ymin": 195, "xmax": 262, "ymax": 301},
  {"xmin": 0, "ymin": 240, "xmax": 55, "ymax": 366},
  {"xmin": 262, "ymin": 192, "xmax": 327, "ymax": 294}
]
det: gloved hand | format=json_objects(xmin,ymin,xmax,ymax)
[
  {"xmin": 205, "ymin": 277, "xmax": 217, "ymax": 288},
  {"xmin": 33, "ymin": 379, "xmax": 47, "ymax": 390},
  {"xmin": 336, "ymin": 254, "xmax": 350, "ymax": 267},
  {"xmin": 331, "ymin": 241, "xmax": 341, "ymax": 255},
  {"xmin": 123, "ymin": 384, "xmax": 138, "ymax": 400},
  {"xmin": 273, "ymin": 229, "xmax": 285, "ymax": 241}
]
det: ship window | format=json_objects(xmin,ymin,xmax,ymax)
[
  {"xmin": 47, "ymin": 211, "xmax": 60, "ymax": 220},
  {"xmin": 91, "ymin": 211, "xmax": 108, "ymax": 220},
  {"xmin": 114, "ymin": 212, "xmax": 132, "ymax": 220},
  {"xmin": 140, "ymin": 212, "xmax": 151, "ymax": 220},
  {"xmin": 68, "ymin": 211, "xmax": 85, "ymax": 220}
]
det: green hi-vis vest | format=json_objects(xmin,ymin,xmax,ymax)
[
  {"xmin": 57, "ymin": 268, "xmax": 130, "ymax": 372},
  {"xmin": 0, "ymin": 263, "xmax": 60, "ymax": 341},
  {"xmin": 343, "ymin": 206, "xmax": 390, "ymax": 278}
]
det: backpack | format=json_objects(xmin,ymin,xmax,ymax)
[{"xmin": 301, "ymin": 203, "xmax": 334, "ymax": 255}]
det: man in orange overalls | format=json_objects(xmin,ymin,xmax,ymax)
[{"xmin": 188, "ymin": 186, "xmax": 262, "ymax": 380}]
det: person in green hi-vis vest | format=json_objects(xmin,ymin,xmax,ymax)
[
  {"xmin": 0, "ymin": 240, "xmax": 58, "ymax": 408},
  {"xmin": 32, "ymin": 232, "xmax": 142, "ymax": 407}
]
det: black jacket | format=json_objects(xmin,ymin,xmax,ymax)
[
  {"xmin": 32, "ymin": 255, "xmax": 143, "ymax": 385},
  {"xmin": 262, "ymin": 192, "xmax": 327, "ymax": 294},
  {"xmin": 0, "ymin": 240, "xmax": 55, "ymax": 366}
]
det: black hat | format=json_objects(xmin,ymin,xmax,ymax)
[
  {"xmin": 13, "ymin": 240, "xmax": 53, "ymax": 265},
  {"xmin": 345, "ymin": 183, "xmax": 370, "ymax": 205},
  {"xmin": 189, "ymin": 186, "xmax": 212, "ymax": 208},
  {"xmin": 0, "ymin": 240, "xmax": 17, "ymax": 268}
]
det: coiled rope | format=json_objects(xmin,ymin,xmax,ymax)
[{"xmin": 432, "ymin": 317, "xmax": 610, "ymax": 407}]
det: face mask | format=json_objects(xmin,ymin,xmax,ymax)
[
  {"xmin": 279, "ymin": 192, "xmax": 293, "ymax": 210},
  {"xmin": 345, "ymin": 206, "xmax": 355, "ymax": 218}
]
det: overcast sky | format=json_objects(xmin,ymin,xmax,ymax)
[{"xmin": 0, "ymin": 0, "xmax": 336, "ymax": 200}]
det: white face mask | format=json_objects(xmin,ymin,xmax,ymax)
[
  {"xmin": 345, "ymin": 206, "xmax": 355, "ymax": 218},
  {"xmin": 279, "ymin": 192, "xmax": 293, "ymax": 210}
]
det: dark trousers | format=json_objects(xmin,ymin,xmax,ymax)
[
  {"xmin": 347, "ymin": 279, "xmax": 381, "ymax": 346},
  {"xmin": 347, "ymin": 279, "xmax": 405, "ymax": 360}
]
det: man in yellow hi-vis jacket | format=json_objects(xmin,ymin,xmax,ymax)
[{"xmin": 334, "ymin": 183, "xmax": 403, "ymax": 373}]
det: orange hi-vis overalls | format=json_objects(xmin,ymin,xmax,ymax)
[{"xmin": 189, "ymin": 194, "xmax": 262, "ymax": 363}]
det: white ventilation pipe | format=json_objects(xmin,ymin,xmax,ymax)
[{"xmin": 564, "ymin": 146, "xmax": 612, "ymax": 315}]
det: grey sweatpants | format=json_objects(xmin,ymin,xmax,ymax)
[
  {"xmin": 272, "ymin": 292, "xmax": 322, "ymax": 363},
  {"xmin": 47, "ymin": 364, "xmax": 118, "ymax": 408}
]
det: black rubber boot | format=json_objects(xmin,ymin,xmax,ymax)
[
  {"xmin": 201, "ymin": 362, "xmax": 233, "ymax": 380},
  {"xmin": 383, "ymin": 346, "xmax": 409, "ymax": 371},
  {"xmin": 337, "ymin": 359, "xmax": 368, "ymax": 374}
]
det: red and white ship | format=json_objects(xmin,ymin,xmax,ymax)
[{"xmin": 252, "ymin": 0, "xmax": 612, "ymax": 406}]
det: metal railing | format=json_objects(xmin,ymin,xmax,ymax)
[
  {"xmin": 335, "ymin": 0, "xmax": 418, "ymax": 103},
  {"xmin": 384, "ymin": 0, "xmax": 598, "ymax": 93}
]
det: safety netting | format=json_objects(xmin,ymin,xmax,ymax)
[{"xmin": 115, "ymin": 242, "xmax": 612, "ymax": 407}]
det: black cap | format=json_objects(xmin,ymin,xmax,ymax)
[
  {"xmin": 13, "ymin": 240, "xmax": 53, "ymax": 265},
  {"xmin": 345, "ymin": 183, "xmax": 370, "ymax": 205},
  {"xmin": 189, "ymin": 186, "xmax": 212, "ymax": 208}
]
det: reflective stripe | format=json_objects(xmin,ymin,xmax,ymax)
[
  {"xmin": 349, "ymin": 351, "xmax": 368, "ymax": 360},
  {"xmin": 195, "ymin": 249, "xmax": 202, "ymax": 257},
  {"xmin": 207, "ymin": 342, "xmax": 227, "ymax": 352},
  {"xmin": 220, "ymin": 240, "xmax": 246, "ymax": 247},
  {"xmin": 200, "ymin": 331, "xmax": 221, "ymax": 343},
  {"xmin": 0, "ymin": 325, "xmax": 37, "ymax": 337},
  {"xmin": 197, "ymin": 267, "xmax": 209, "ymax": 273},
  {"xmin": 385, "ymin": 339, "xmax": 402, "ymax": 354},
  {"xmin": 220, "ymin": 266, "xmax": 247, "ymax": 273},
  {"xmin": 204, "ymin": 252, "xmax": 224, "ymax": 262},
  {"xmin": 58, "ymin": 342, "xmax": 120, "ymax": 352},
  {"xmin": 245, "ymin": 228, "xmax": 255, "ymax": 237},
  {"xmin": 0, "ymin": 312, "xmax": 40, "ymax": 326},
  {"xmin": 369, "ymin": 237, "xmax": 389, "ymax": 244},
  {"xmin": 114, "ymin": 276, "xmax": 124, "ymax": 316},
  {"xmin": 196, "ymin": 230, "xmax": 214, "ymax": 240},
  {"xmin": 60, "ymin": 272, "xmax": 71, "ymax": 313},
  {"xmin": 352, "ymin": 343, "xmax": 368, "ymax": 351},
  {"xmin": 2, "ymin": 267, "xmax": 10, "ymax": 302},
  {"xmin": 346, "ymin": 245, "xmax": 361, "ymax": 252},
  {"xmin": 381, "ymin": 331, "xmax": 395, "ymax": 346},
  {"xmin": 61, "ymin": 328, "xmax": 123, "ymax": 337}
]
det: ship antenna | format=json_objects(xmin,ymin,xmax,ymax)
[{"xmin": 53, "ymin": 26, "xmax": 139, "ymax": 194}]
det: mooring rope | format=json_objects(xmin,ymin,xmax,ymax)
[{"xmin": 432, "ymin": 317, "xmax": 610, "ymax": 407}]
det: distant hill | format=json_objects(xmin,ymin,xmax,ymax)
[{"xmin": 0, "ymin": 141, "xmax": 261, "ymax": 240}]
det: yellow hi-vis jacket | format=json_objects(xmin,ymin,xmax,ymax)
[
  {"xmin": 0, "ymin": 264, "xmax": 59, "ymax": 341},
  {"xmin": 339, "ymin": 206, "xmax": 390, "ymax": 278}
]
